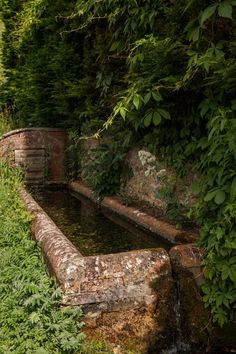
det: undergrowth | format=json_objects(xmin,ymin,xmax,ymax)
[{"xmin": 0, "ymin": 159, "xmax": 112, "ymax": 353}]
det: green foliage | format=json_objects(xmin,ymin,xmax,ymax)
[
  {"xmin": 156, "ymin": 175, "xmax": 190, "ymax": 229},
  {"xmin": 0, "ymin": 159, "xmax": 86, "ymax": 353},
  {"xmin": 82, "ymin": 140, "xmax": 128, "ymax": 196},
  {"xmin": 67, "ymin": 130, "xmax": 83, "ymax": 180},
  {"xmin": 0, "ymin": 0, "xmax": 236, "ymax": 327},
  {"xmin": 0, "ymin": 20, "xmax": 5, "ymax": 85},
  {"xmin": 0, "ymin": 107, "xmax": 14, "ymax": 136}
]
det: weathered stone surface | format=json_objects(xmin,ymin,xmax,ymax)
[
  {"xmin": 0, "ymin": 128, "xmax": 68, "ymax": 183},
  {"xmin": 122, "ymin": 146, "xmax": 198, "ymax": 211},
  {"xmin": 170, "ymin": 244, "xmax": 236, "ymax": 348},
  {"xmin": 69, "ymin": 180, "xmax": 100, "ymax": 205},
  {"xmin": 102, "ymin": 196, "xmax": 195, "ymax": 244},
  {"xmin": 19, "ymin": 188, "xmax": 83, "ymax": 283},
  {"xmin": 19, "ymin": 187, "xmax": 175, "ymax": 353}
]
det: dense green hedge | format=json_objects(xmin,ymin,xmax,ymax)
[{"xmin": 0, "ymin": 0, "xmax": 236, "ymax": 326}]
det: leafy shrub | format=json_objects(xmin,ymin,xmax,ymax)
[
  {"xmin": 82, "ymin": 142, "xmax": 127, "ymax": 196},
  {"xmin": 0, "ymin": 160, "xmax": 85, "ymax": 353}
]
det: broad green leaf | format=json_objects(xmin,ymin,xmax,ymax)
[
  {"xmin": 158, "ymin": 108, "xmax": 171, "ymax": 120},
  {"xmin": 204, "ymin": 189, "xmax": 218, "ymax": 202},
  {"xmin": 221, "ymin": 266, "xmax": 230, "ymax": 280},
  {"xmin": 133, "ymin": 94, "xmax": 141, "ymax": 110},
  {"xmin": 153, "ymin": 112, "xmax": 162, "ymax": 126},
  {"xmin": 189, "ymin": 27, "xmax": 200, "ymax": 42},
  {"xmin": 200, "ymin": 4, "xmax": 217, "ymax": 26},
  {"xmin": 200, "ymin": 100, "xmax": 210, "ymax": 117},
  {"xmin": 218, "ymin": 3, "xmax": 233, "ymax": 18},
  {"xmin": 144, "ymin": 92, "xmax": 151, "ymax": 105},
  {"xmin": 216, "ymin": 294, "xmax": 225, "ymax": 306},
  {"xmin": 230, "ymin": 176, "xmax": 236, "ymax": 197},
  {"xmin": 214, "ymin": 190, "xmax": 226, "ymax": 205},
  {"xmin": 109, "ymin": 41, "xmax": 120, "ymax": 51},
  {"xmin": 152, "ymin": 91, "xmax": 162, "ymax": 102},
  {"xmin": 229, "ymin": 268, "xmax": 236, "ymax": 282},
  {"xmin": 144, "ymin": 112, "xmax": 152, "ymax": 127},
  {"xmin": 120, "ymin": 107, "xmax": 126, "ymax": 119},
  {"xmin": 191, "ymin": 181, "xmax": 202, "ymax": 195},
  {"xmin": 201, "ymin": 284, "xmax": 210, "ymax": 295}
]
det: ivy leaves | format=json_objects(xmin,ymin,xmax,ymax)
[
  {"xmin": 144, "ymin": 109, "xmax": 170, "ymax": 127},
  {"xmin": 218, "ymin": 1, "xmax": 235, "ymax": 18},
  {"xmin": 200, "ymin": 4, "xmax": 218, "ymax": 26},
  {"xmin": 204, "ymin": 188, "xmax": 226, "ymax": 205},
  {"xmin": 116, "ymin": 88, "xmax": 171, "ymax": 129},
  {"xmin": 187, "ymin": 0, "xmax": 236, "ymax": 42},
  {"xmin": 129, "ymin": 89, "xmax": 171, "ymax": 128},
  {"xmin": 143, "ymin": 90, "xmax": 170, "ymax": 127},
  {"xmin": 201, "ymin": 0, "xmax": 236, "ymax": 25}
]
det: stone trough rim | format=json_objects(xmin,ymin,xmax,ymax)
[
  {"xmin": 0, "ymin": 127, "xmax": 66, "ymax": 140},
  {"xmin": 69, "ymin": 180, "xmax": 198, "ymax": 245},
  {"xmin": 19, "ymin": 187, "xmax": 171, "ymax": 309}
]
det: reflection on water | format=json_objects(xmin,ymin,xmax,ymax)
[{"xmin": 31, "ymin": 189, "xmax": 170, "ymax": 256}]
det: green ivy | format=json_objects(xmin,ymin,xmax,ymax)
[{"xmin": 81, "ymin": 140, "xmax": 128, "ymax": 196}]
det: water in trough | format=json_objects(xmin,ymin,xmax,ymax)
[{"xmin": 30, "ymin": 188, "xmax": 171, "ymax": 256}]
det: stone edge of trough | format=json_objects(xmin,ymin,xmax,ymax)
[
  {"xmin": 69, "ymin": 180, "xmax": 197, "ymax": 245},
  {"xmin": 0, "ymin": 127, "xmax": 66, "ymax": 140},
  {"xmin": 18, "ymin": 186, "xmax": 236, "ymax": 349},
  {"xmin": 18, "ymin": 188, "xmax": 84, "ymax": 284},
  {"xmin": 18, "ymin": 187, "xmax": 173, "ymax": 311}
]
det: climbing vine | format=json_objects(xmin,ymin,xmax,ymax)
[{"xmin": 0, "ymin": 0, "xmax": 236, "ymax": 326}]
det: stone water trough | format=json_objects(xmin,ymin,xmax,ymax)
[{"xmin": 1, "ymin": 128, "xmax": 236, "ymax": 353}]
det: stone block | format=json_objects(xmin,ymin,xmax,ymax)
[{"xmin": 0, "ymin": 128, "xmax": 68, "ymax": 183}]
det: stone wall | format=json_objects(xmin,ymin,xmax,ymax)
[
  {"xmin": 80, "ymin": 140, "xmax": 198, "ymax": 219},
  {"xmin": 0, "ymin": 128, "xmax": 68, "ymax": 183},
  {"xmin": 122, "ymin": 146, "xmax": 198, "ymax": 212}
]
